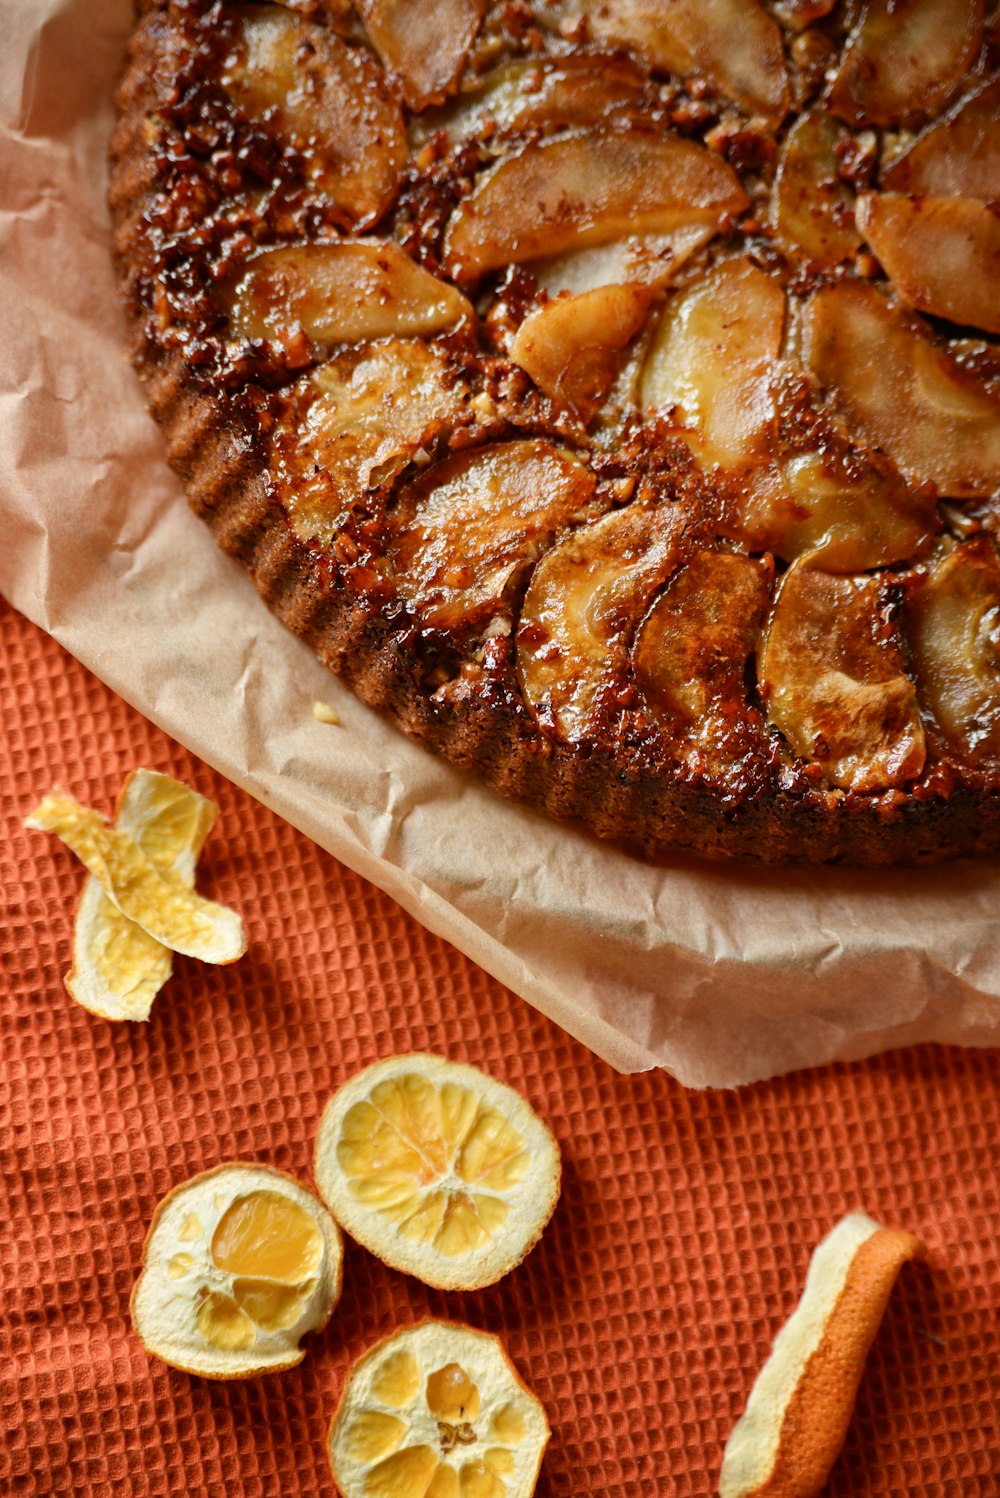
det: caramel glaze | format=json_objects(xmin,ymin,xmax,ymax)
[{"xmin": 109, "ymin": 0, "xmax": 1000, "ymax": 863}]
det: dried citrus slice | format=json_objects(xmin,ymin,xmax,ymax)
[
  {"xmin": 66, "ymin": 770, "xmax": 218, "ymax": 1021},
  {"xmin": 328, "ymin": 1319, "xmax": 549, "ymax": 1498},
  {"xmin": 131, "ymin": 1163, "xmax": 343, "ymax": 1379},
  {"xmin": 720, "ymin": 1210, "xmax": 926, "ymax": 1498},
  {"xmin": 314, "ymin": 1054, "xmax": 560, "ymax": 1290},
  {"xmin": 25, "ymin": 787, "xmax": 246, "ymax": 965}
]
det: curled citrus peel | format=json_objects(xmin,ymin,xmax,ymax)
[
  {"xmin": 314, "ymin": 1054, "xmax": 560, "ymax": 1290},
  {"xmin": 63, "ymin": 770, "xmax": 218, "ymax": 1021},
  {"xmin": 719, "ymin": 1210, "xmax": 926, "ymax": 1498},
  {"xmin": 25, "ymin": 785, "xmax": 246, "ymax": 967},
  {"xmin": 328, "ymin": 1320, "xmax": 549, "ymax": 1498},
  {"xmin": 131, "ymin": 1163, "xmax": 343, "ymax": 1379}
]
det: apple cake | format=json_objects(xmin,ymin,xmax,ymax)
[{"xmin": 109, "ymin": 0, "xmax": 1000, "ymax": 863}]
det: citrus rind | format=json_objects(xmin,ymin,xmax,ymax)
[
  {"xmin": 314, "ymin": 1053, "xmax": 561, "ymax": 1291},
  {"xmin": 131, "ymin": 1162, "xmax": 344, "ymax": 1379},
  {"xmin": 328, "ymin": 1319, "xmax": 550, "ymax": 1498}
]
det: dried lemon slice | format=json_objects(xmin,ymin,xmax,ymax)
[
  {"xmin": 314, "ymin": 1054, "xmax": 560, "ymax": 1290},
  {"xmin": 25, "ymin": 787, "xmax": 246, "ymax": 965},
  {"xmin": 131, "ymin": 1163, "xmax": 343, "ymax": 1379},
  {"xmin": 67, "ymin": 770, "xmax": 218, "ymax": 1021},
  {"xmin": 329, "ymin": 1320, "xmax": 549, "ymax": 1498},
  {"xmin": 720, "ymin": 1210, "xmax": 926, "ymax": 1498}
]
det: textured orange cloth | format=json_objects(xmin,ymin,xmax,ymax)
[{"xmin": 1, "ymin": 595, "xmax": 998, "ymax": 1497}]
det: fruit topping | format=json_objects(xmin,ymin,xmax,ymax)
[
  {"xmin": 221, "ymin": 4, "xmax": 407, "ymax": 226},
  {"xmin": 908, "ymin": 539, "xmax": 1000, "ymax": 766},
  {"xmin": 517, "ymin": 498, "xmax": 686, "ymax": 741},
  {"xmin": 328, "ymin": 1321, "xmax": 550, "ymax": 1498},
  {"xmin": 314, "ymin": 1054, "xmax": 560, "ymax": 1290},
  {"xmin": 826, "ymin": 0, "xmax": 984, "ymax": 128},
  {"xmin": 772, "ymin": 110, "xmax": 860, "ymax": 269},
  {"xmin": 390, "ymin": 441, "xmax": 597, "ymax": 635},
  {"xmin": 273, "ymin": 340, "xmax": 469, "ymax": 546},
  {"xmin": 759, "ymin": 562, "xmax": 925, "ymax": 791},
  {"xmin": 530, "ymin": 223, "xmax": 719, "ymax": 298},
  {"xmin": 225, "ymin": 243, "xmax": 472, "ymax": 350},
  {"xmin": 443, "ymin": 129, "xmax": 747, "ymax": 282},
  {"xmin": 641, "ymin": 257, "xmax": 786, "ymax": 472},
  {"xmin": 803, "ymin": 281, "xmax": 1000, "ymax": 498},
  {"xmin": 856, "ymin": 194, "xmax": 1000, "ymax": 336},
  {"xmin": 575, "ymin": 0, "xmax": 789, "ymax": 124},
  {"xmin": 881, "ymin": 76, "xmax": 1000, "ymax": 199},
  {"xmin": 355, "ymin": 0, "xmax": 484, "ymax": 108},
  {"xmin": 632, "ymin": 549, "xmax": 771, "ymax": 742},
  {"xmin": 508, "ymin": 285, "xmax": 652, "ymax": 419}
]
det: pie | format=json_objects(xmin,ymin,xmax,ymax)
[{"xmin": 109, "ymin": 0, "xmax": 1000, "ymax": 864}]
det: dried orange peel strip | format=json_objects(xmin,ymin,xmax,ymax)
[
  {"xmin": 67, "ymin": 770, "xmax": 218, "ymax": 1021},
  {"xmin": 328, "ymin": 1318, "xmax": 550, "ymax": 1498},
  {"xmin": 720, "ymin": 1210, "xmax": 926, "ymax": 1498},
  {"xmin": 25, "ymin": 787, "xmax": 246, "ymax": 965}
]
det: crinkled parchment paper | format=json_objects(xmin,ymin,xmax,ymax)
[{"xmin": 3, "ymin": 0, "xmax": 1000, "ymax": 1086}]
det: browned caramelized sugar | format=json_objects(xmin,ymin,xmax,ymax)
[{"xmin": 109, "ymin": 0, "xmax": 1000, "ymax": 863}]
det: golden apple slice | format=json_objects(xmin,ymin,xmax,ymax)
[
  {"xmin": 827, "ymin": 0, "xmax": 984, "ymax": 127},
  {"xmin": 391, "ymin": 441, "xmax": 597, "ymax": 634},
  {"xmin": 508, "ymin": 285, "xmax": 653, "ymax": 419},
  {"xmin": 803, "ymin": 282, "xmax": 1000, "ymax": 498},
  {"xmin": 772, "ymin": 111, "xmax": 860, "ymax": 269},
  {"xmin": 578, "ymin": 0, "xmax": 789, "ymax": 124},
  {"xmin": 856, "ymin": 194, "xmax": 1000, "ymax": 336},
  {"xmin": 222, "ymin": 5, "xmax": 406, "ymax": 225},
  {"xmin": 443, "ymin": 129, "xmax": 747, "ymax": 282},
  {"xmin": 224, "ymin": 243, "xmax": 472, "ymax": 349},
  {"xmin": 516, "ymin": 500, "xmax": 685, "ymax": 741},
  {"xmin": 881, "ymin": 76, "xmax": 1000, "ymax": 200},
  {"xmin": 413, "ymin": 54, "xmax": 649, "ymax": 144},
  {"xmin": 355, "ymin": 0, "xmax": 484, "ymax": 108},
  {"xmin": 759, "ymin": 563, "xmax": 926, "ymax": 791},
  {"xmin": 908, "ymin": 540, "xmax": 1000, "ymax": 765},
  {"xmin": 531, "ymin": 223, "xmax": 718, "ymax": 298},
  {"xmin": 632, "ymin": 550, "xmax": 771, "ymax": 733},
  {"xmin": 271, "ymin": 340, "xmax": 468, "ymax": 546},
  {"xmin": 640, "ymin": 257, "xmax": 786, "ymax": 470}
]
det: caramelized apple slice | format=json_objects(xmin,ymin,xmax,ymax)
[
  {"xmin": 391, "ymin": 441, "xmax": 597, "ymax": 634},
  {"xmin": 508, "ymin": 285, "xmax": 653, "ymax": 420},
  {"xmin": 640, "ymin": 258, "xmax": 786, "ymax": 470},
  {"xmin": 579, "ymin": 0, "xmax": 789, "ymax": 123},
  {"xmin": 222, "ymin": 5, "xmax": 406, "ymax": 225},
  {"xmin": 803, "ymin": 282, "xmax": 1000, "ymax": 498},
  {"xmin": 443, "ymin": 130, "xmax": 747, "ymax": 281},
  {"xmin": 226, "ymin": 243, "xmax": 472, "ymax": 349},
  {"xmin": 881, "ymin": 76, "xmax": 1000, "ymax": 199},
  {"xmin": 772, "ymin": 111, "xmax": 860, "ymax": 268},
  {"xmin": 759, "ymin": 564, "xmax": 926, "ymax": 791},
  {"xmin": 517, "ymin": 500, "xmax": 685, "ymax": 741},
  {"xmin": 414, "ymin": 55, "xmax": 649, "ymax": 144},
  {"xmin": 270, "ymin": 340, "xmax": 468, "ymax": 546},
  {"xmin": 355, "ymin": 0, "xmax": 484, "ymax": 108},
  {"xmin": 760, "ymin": 440, "xmax": 936, "ymax": 572},
  {"xmin": 856, "ymin": 194, "xmax": 1000, "ymax": 336},
  {"xmin": 827, "ymin": 0, "xmax": 984, "ymax": 127},
  {"xmin": 908, "ymin": 540, "xmax": 1000, "ymax": 765},
  {"xmin": 531, "ymin": 223, "xmax": 718, "ymax": 297},
  {"xmin": 632, "ymin": 550, "xmax": 771, "ymax": 732}
]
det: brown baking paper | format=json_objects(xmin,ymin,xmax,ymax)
[{"xmin": 3, "ymin": 0, "xmax": 1000, "ymax": 1087}]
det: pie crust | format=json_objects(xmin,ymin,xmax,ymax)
[{"xmin": 109, "ymin": 0, "xmax": 1000, "ymax": 864}]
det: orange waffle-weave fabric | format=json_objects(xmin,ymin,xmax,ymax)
[{"xmin": 1, "ymin": 596, "xmax": 998, "ymax": 1497}]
